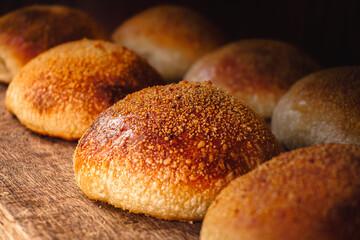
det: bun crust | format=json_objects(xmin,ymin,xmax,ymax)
[
  {"xmin": 73, "ymin": 81, "xmax": 282, "ymax": 221},
  {"xmin": 201, "ymin": 144, "xmax": 360, "ymax": 240},
  {"xmin": 112, "ymin": 5, "xmax": 226, "ymax": 83},
  {"xmin": 271, "ymin": 66, "xmax": 360, "ymax": 150},
  {"xmin": 184, "ymin": 39, "xmax": 320, "ymax": 118},
  {"xmin": 0, "ymin": 5, "xmax": 108, "ymax": 83},
  {"xmin": 5, "ymin": 39, "xmax": 163, "ymax": 140}
]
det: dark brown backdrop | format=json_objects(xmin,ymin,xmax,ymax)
[{"xmin": 1, "ymin": 0, "xmax": 359, "ymax": 68}]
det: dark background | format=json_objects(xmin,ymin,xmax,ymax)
[{"xmin": 1, "ymin": 0, "xmax": 359, "ymax": 68}]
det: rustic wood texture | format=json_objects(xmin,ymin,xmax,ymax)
[{"xmin": 0, "ymin": 83, "xmax": 201, "ymax": 240}]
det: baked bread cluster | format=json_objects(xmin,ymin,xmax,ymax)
[
  {"xmin": 1, "ymin": 3, "xmax": 359, "ymax": 238},
  {"xmin": 184, "ymin": 39, "xmax": 321, "ymax": 118},
  {"xmin": 6, "ymin": 39, "xmax": 163, "ymax": 140},
  {"xmin": 73, "ymin": 81, "xmax": 282, "ymax": 221},
  {"xmin": 112, "ymin": 5, "xmax": 226, "ymax": 83},
  {"xmin": 201, "ymin": 144, "xmax": 360, "ymax": 240},
  {"xmin": 0, "ymin": 5, "xmax": 108, "ymax": 83}
]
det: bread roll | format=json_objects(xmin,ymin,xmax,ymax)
[
  {"xmin": 0, "ymin": 5, "xmax": 108, "ymax": 83},
  {"xmin": 201, "ymin": 144, "xmax": 360, "ymax": 240},
  {"xmin": 184, "ymin": 39, "xmax": 321, "ymax": 118},
  {"xmin": 271, "ymin": 66, "xmax": 360, "ymax": 150},
  {"xmin": 112, "ymin": 5, "xmax": 226, "ymax": 83},
  {"xmin": 73, "ymin": 81, "xmax": 282, "ymax": 221},
  {"xmin": 5, "ymin": 39, "xmax": 163, "ymax": 140}
]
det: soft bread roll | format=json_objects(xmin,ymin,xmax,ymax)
[
  {"xmin": 5, "ymin": 39, "xmax": 163, "ymax": 140},
  {"xmin": 0, "ymin": 5, "xmax": 108, "ymax": 83},
  {"xmin": 201, "ymin": 144, "xmax": 360, "ymax": 240},
  {"xmin": 73, "ymin": 81, "xmax": 282, "ymax": 221},
  {"xmin": 184, "ymin": 39, "xmax": 321, "ymax": 118},
  {"xmin": 112, "ymin": 5, "xmax": 226, "ymax": 83},
  {"xmin": 271, "ymin": 66, "xmax": 360, "ymax": 150}
]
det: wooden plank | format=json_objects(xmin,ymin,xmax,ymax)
[{"xmin": 0, "ymin": 84, "xmax": 201, "ymax": 240}]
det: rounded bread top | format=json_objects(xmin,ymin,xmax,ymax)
[
  {"xmin": 76, "ymin": 81, "xmax": 281, "ymax": 184},
  {"xmin": 5, "ymin": 39, "xmax": 163, "ymax": 140},
  {"xmin": 184, "ymin": 39, "xmax": 321, "ymax": 118},
  {"xmin": 201, "ymin": 143, "xmax": 360, "ymax": 240},
  {"xmin": 271, "ymin": 66, "xmax": 360, "ymax": 149},
  {"xmin": 112, "ymin": 4, "xmax": 226, "ymax": 82},
  {"xmin": 0, "ymin": 5, "xmax": 108, "ymax": 64},
  {"xmin": 74, "ymin": 81, "xmax": 282, "ymax": 220}
]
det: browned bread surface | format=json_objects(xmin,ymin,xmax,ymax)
[
  {"xmin": 201, "ymin": 144, "xmax": 360, "ymax": 240},
  {"xmin": 271, "ymin": 66, "xmax": 360, "ymax": 150},
  {"xmin": 0, "ymin": 5, "xmax": 108, "ymax": 83},
  {"xmin": 184, "ymin": 39, "xmax": 320, "ymax": 118},
  {"xmin": 5, "ymin": 39, "xmax": 163, "ymax": 140},
  {"xmin": 73, "ymin": 81, "xmax": 282, "ymax": 221},
  {"xmin": 112, "ymin": 4, "xmax": 226, "ymax": 83}
]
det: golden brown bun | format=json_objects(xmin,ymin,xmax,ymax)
[
  {"xmin": 271, "ymin": 66, "xmax": 360, "ymax": 150},
  {"xmin": 201, "ymin": 144, "xmax": 360, "ymax": 240},
  {"xmin": 73, "ymin": 81, "xmax": 282, "ymax": 221},
  {"xmin": 0, "ymin": 5, "xmax": 108, "ymax": 83},
  {"xmin": 112, "ymin": 5, "xmax": 226, "ymax": 83},
  {"xmin": 5, "ymin": 39, "xmax": 164, "ymax": 140},
  {"xmin": 184, "ymin": 39, "xmax": 321, "ymax": 118}
]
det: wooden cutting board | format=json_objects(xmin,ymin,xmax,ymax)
[{"xmin": 0, "ymin": 84, "xmax": 201, "ymax": 240}]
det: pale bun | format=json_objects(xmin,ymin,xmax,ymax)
[
  {"xmin": 6, "ymin": 39, "xmax": 163, "ymax": 140},
  {"xmin": 184, "ymin": 39, "xmax": 320, "ymax": 118},
  {"xmin": 112, "ymin": 5, "xmax": 226, "ymax": 83},
  {"xmin": 271, "ymin": 66, "xmax": 360, "ymax": 150},
  {"xmin": 201, "ymin": 144, "xmax": 360, "ymax": 240},
  {"xmin": 73, "ymin": 81, "xmax": 282, "ymax": 221},
  {"xmin": 0, "ymin": 5, "xmax": 108, "ymax": 83}
]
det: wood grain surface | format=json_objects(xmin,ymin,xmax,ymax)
[{"xmin": 0, "ymin": 83, "xmax": 201, "ymax": 240}]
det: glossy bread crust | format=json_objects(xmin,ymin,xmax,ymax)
[
  {"xmin": 5, "ymin": 39, "xmax": 163, "ymax": 140},
  {"xmin": 73, "ymin": 81, "xmax": 282, "ymax": 221},
  {"xmin": 0, "ymin": 5, "xmax": 108, "ymax": 83},
  {"xmin": 201, "ymin": 144, "xmax": 360, "ymax": 240},
  {"xmin": 112, "ymin": 5, "xmax": 226, "ymax": 83},
  {"xmin": 271, "ymin": 66, "xmax": 360, "ymax": 150},
  {"xmin": 184, "ymin": 39, "xmax": 320, "ymax": 118}
]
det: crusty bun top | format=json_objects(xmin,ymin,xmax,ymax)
[
  {"xmin": 184, "ymin": 39, "xmax": 321, "ymax": 118},
  {"xmin": 201, "ymin": 144, "xmax": 360, "ymax": 240},
  {"xmin": 74, "ymin": 81, "xmax": 282, "ymax": 221},
  {"xmin": 0, "ymin": 5, "xmax": 108, "ymax": 83},
  {"xmin": 271, "ymin": 66, "xmax": 360, "ymax": 150},
  {"xmin": 5, "ymin": 39, "xmax": 163, "ymax": 140},
  {"xmin": 112, "ymin": 4, "xmax": 226, "ymax": 83}
]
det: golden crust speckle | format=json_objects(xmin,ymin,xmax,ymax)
[
  {"xmin": 73, "ymin": 81, "xmax": 282, "ymax": 221},
  {"xmin": 5, "ymin": 39, "xmax": 164, "ymax": 140}
]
